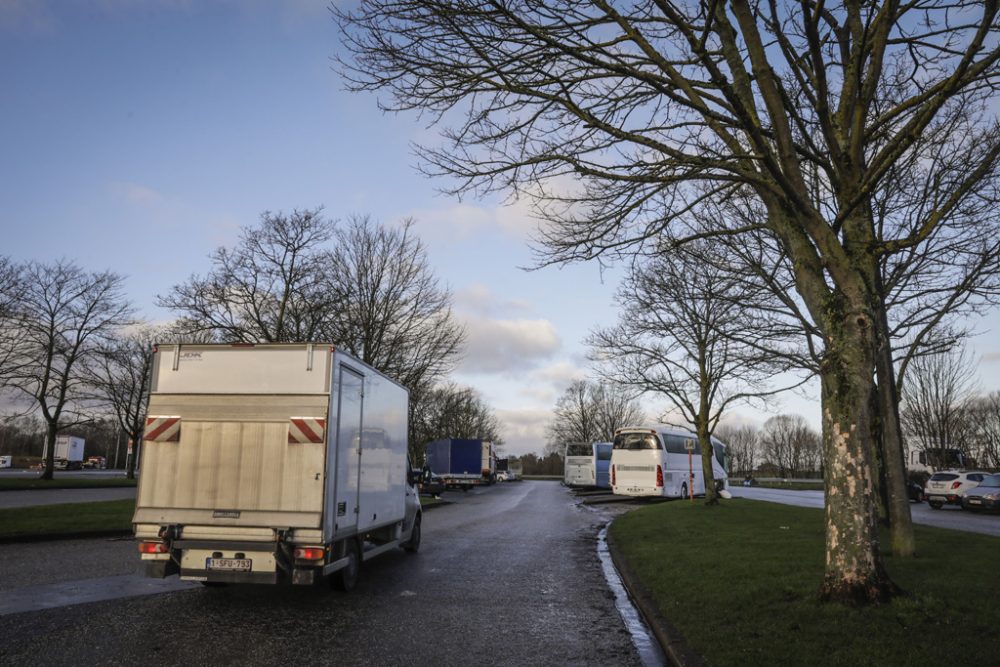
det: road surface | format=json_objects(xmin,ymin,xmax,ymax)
[
  {"xmin": 731, "ymin": 486, "xmax": 1000, "ymax": 537},
  {"xmin": 0, "ymin": 481, "xmax": 645, "ymax": 667}
]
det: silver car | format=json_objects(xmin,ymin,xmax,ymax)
[{"xmin": 924, "ymin": 470, "xmax": 989, "ymax": 509}]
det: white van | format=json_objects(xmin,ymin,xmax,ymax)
[{"xmin": 610, "ymin": 426, "xmax": 728, "ymax": 498}]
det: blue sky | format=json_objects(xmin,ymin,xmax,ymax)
[{"xmin": 3, "ymin": 2, "xmax": 998, "ymax": 457}]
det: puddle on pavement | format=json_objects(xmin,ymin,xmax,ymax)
[{"xmin": 597, "ymin": 525, "xmax": 667, "ymax": 667}]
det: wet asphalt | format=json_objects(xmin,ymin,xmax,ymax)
[{"xmin": 0, "ymin": 481, "xmax": 644, "ymax": 667}]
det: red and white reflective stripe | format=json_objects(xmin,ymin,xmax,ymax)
[
  {"xmin": 288, "ymin": 417, "xmax": 325, "ymax": 444},
  {"xmin": 145, "ymin": 416, "xmax": 181, "ymax": 442}
]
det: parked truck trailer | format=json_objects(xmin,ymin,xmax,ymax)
[
  {"xmin": 426, "ymin": 438, "xmax": 491, "ymax": 491},
  {"xmin": 133, "ymin": 343, "xmax": 422, "ymax": 590}
]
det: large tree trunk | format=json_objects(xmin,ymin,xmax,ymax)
[
  {"xmin": 696, "ymin": 419, "xmax": 719, "ymax": 506},
  {"xmin": 873, "ymin": 294, "xmax": 916, "ymax": 558},
  {"xmin": 818, "ymin": 297, "xmax": 900, "ymax": 604},
  {"xmin": 39, "ymin": 427, "xmax": 56, "ymax": 481}
]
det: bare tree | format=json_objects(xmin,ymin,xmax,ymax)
[
  {"xmin": 901, "ymin": 346, "xmax": 980, "ymax": 467},
  {"xmin": 320, "ymin": 216, "xmax": 465, "ymax": 392},
  {"xmin": 87, "ymin": 324, "xmax": 164, "ymax": 479},
  {"xmin": 545, "ymin": 379, "xmax": 644, "ymax": 455},
  {"xmin": 715, "ymin": 423, "xmax": 760, "ymax": 479},
  {"xmin": 409, "ymin": 382, "xmax": 504, "ymax": 463},
  {"xmin": 159, "ymin": 210, "xmax": 465, "ymax": 400},
  {"xmin": 337, "ymin": 1, "xmax": 1000, "ymax": 603},
  {"xmin": 590, "ymin": 240, "xmax": 800, "ymax": 503},
  {"xmin": 159, "ymin": 208, "xmax": 336, "ymax": 343},
  {"xmin": 0, "ymin": 256, "xmax": 24, "ymax": 385},
  {"xmin": 963, "ymin": 392, "xmax": 1000, "ymax": 470},
  {"xmin": 759, "ymin": 415, "xmax": 822, "ymax": 479},
  {"xmin": 4, "ymin": 260, "xmax": 133, "ymax": 479}
]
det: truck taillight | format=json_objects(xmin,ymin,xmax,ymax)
[
  {"xmin": 138, "ymin": 541, "xmax": 168, "ymax": 554},
  {"xmin": 656, "ymin": 465, "xmax": 663, "ymax": 488},
  {"xmin": 611, "ymin": 464, "xmax": 616, "ymax": 486},
  {"xmin": 294, "ymin": 547, "xmax": 325, "ymax": 561}
]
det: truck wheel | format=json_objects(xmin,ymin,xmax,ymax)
[
  {"xmin": 332, "ymin": 541, "xmax": 361, "ymax": 592},
  {"xmin": 680, "ymin": 483, "xmax": 688, "ymax": 499},
  {"xmin": 403, "ymin": 515, "xmax": 421, "ymax": 553}
]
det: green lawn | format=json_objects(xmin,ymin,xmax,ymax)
[
  {"xmin": 753, "ymin": 480, "xmax": 825, "ymax": 491},
  {"xmin": 610, "ymin": 498, "xmax": 1000, "ymax": 666},
  {"xmin": 0, "ymin": 499, "xmax": 135, "ymax": 540},
  {"xmin": 0, "ymin": 477, "xmax": 137, "ymax": 491}
]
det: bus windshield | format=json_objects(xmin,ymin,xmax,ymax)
[
  {"xmin": 613, "ymin": 433, "xmax": 661, "ymax": 451},
  {"xmin": 565, "ymin": 443, "xmax": 593, "ymax": 457}
]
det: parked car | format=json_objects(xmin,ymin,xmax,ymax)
[
  {"xmin": 961, "ymin": 473, "xmax": 1000, "ymax": 512},
  {"xmin": 907, "ymin": 480, "xmax": 924, "ymax": 503},
  {"xmin": 418, "ymin": 470, "xmax": 446, "ymax": 497},
  {"xmin": 924, "ymin": 471, "xmax": 990, "ymax": 509},
  {"xmin": 496, "ymin": 470, "xmax": 509, "ymax": 482}
]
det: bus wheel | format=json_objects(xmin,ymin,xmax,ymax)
[{"xmin": 681, "ymin": 483, "xmax": 688, "ymax": 499}]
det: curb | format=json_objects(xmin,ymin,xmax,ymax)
[
  {"xmin": 4, "ymin": 500, "xmax": 454, "ymax": 543},
  {"xmin": 605, "ymin": 524, "xmax": 706, "ymax": 667},
  {"xmin": 0, "ymin": 529, "xmax": 133, "ymax": 545},
  {"xmin": 419, "ymin": 498, "xmax": 452, "ymax": 510}
]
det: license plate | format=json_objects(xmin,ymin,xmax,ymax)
[
  {"xmin": 206, "ymin": 558, "xmax": 252, "ymax": 572},
  {"xmin": 969, "ymin": 498, "xmax": 983, "ymax": 505}
]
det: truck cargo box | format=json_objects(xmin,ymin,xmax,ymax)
[{"xmin": 134, "ymin": 343, "xmax": 421, "ymax": 588}]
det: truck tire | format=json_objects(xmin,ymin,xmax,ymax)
[
  {"xmin": 680, "ymin": 483, "xmax": 688, "ymax": 500},
  {"xmin": 332, "ymin": 541, "xmax": 361, "ymax": 592},
  {"xmin": 403, "ymin": 515, "xmax": 421, "ymax": 553}
]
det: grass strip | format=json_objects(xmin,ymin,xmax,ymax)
[
  {"xmin": 753, "ymin": 481, "xmax": 825, "ymax": 491},
  {"xmin": 0, "ymin": 499, "xmax": 135, "ymax": 540},
  {"xmin": 610, "ymin": 498, "xmax": 1000, "ymax": 666},
  {"xmin": 0, "ymin": 477, "xmax": 138, "ymax": 491}
]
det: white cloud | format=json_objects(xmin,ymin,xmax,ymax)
[
  {"xmin": 495, "ymin": 407, "xmax": 551, "ymax": 457},
  {"xmin": 409, "ymin": 200, "xmax": 539, "ymax": 244},
  {"xmin": 457, "ymin": 317, "xmax": 560, "ymax": 374},
  {"xmin": 110, "ymin": 181, "xmax": 164, "ymax": 206},
  {"xmin": 454, "ymin": 283, "xmax": 534, "ymax": 319}
]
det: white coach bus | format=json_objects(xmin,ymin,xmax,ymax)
[
  {"xmin": 564, "ymin": 442, "xmax": 597, "ymax": 487},
  {"xmin": 563, "ymin": 441, "xmax": 614, "ymax": 488},
  {"xmin": 610, "ymin": 426, "xmax": 729, "ymax": 498}
]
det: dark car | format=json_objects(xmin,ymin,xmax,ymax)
[
  {"xmin": 418, "ymin": 469, "xmax": 446, "ymax": 497},
  {"xmin": 961, "ymin": 473, "xmax": 1000, "ymax": 512},
  {"xmin": 907, "ymin": 480, "xmax": 924, "ymax": 503}
]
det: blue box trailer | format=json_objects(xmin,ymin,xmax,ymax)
[{"xmin": 426, "ymin": 439, "xmax": 486, "ymax": 490}]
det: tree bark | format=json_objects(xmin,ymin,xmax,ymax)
[
  {"xmin": 818, "ymin": 294, "xmax": 900, "ymax": 604},
  {"xmin": 696, "ymin": 418, "xmax": 719, "ymax": 506},
  {"xmin": 873, "ymin": 291, "xmax": 916, "ymax": 557}
]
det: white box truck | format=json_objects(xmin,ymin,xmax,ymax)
[
  {"xmin": 43, "ymin": 435, "xmax": 85, "ymax": 470},
  {"xmin": 133, "ymin": 343, "xmax": 422, "ymax": 589}
]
